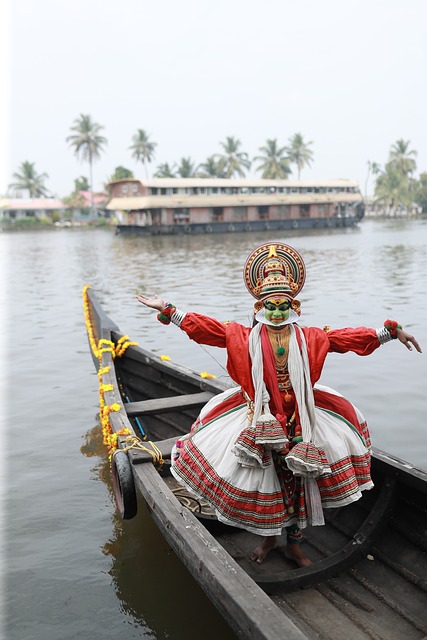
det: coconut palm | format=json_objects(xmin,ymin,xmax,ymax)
[
  {"xmin": 218, "ymin": 136, "xmax": 251, "ymax": 178},
  {"xmin": 197, "ymin": 155, "xmax": 227, "ymax": 178},
  {"xmin": 67, "ymin": 114, "xmax": 107, "ymax": 214},
  {"xmin": 130, "ymin": 129, "xmax": 157, "ymax": 178},
  {"xmin": 286, "ymin": 133, "xmax": 313, "ymax": 179},
  {"xmin": 9, "ymin": 161, "xmax": 49, "ymax": 197},
  {"xmin": 375, "ymin": 165, "xmax": 411, "ymax": 214},
  {"xmin": 364, "ymin": 161, "xmax": 381, "ymax": 202},
  {"xmin": 388, "ymin": 139, "xmax": 417, "ymax": 177},
  {"xmin": 175, "ymin": 157, "xmax": 199, "ymax": 178},
  {"xmin": 154, "ymin": 163, "xmax": 176, "ymax": 178},
  {"xmin": 254, "ymin": 139, "xmax": 291, "ymax": 179}
]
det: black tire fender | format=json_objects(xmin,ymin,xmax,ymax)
[{"xmin": 111, "ymin": 450, "xmax": 137, "ymax": 520}]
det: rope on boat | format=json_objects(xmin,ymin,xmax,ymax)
[{"xmin": 116, "ymin": 435, "xmax": 164, "ymax": 469}]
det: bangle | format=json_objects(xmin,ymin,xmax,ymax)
[
  {"xmin": 384, "ymin": 319, "xmax": 402, "ymax": 339},
  {"xmin": 157, "ymin": 303, "xmax": 176, "ymax": 325}
]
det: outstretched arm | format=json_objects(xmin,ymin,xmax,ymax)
[
  {"xmin": 396, "ymin": 327, "xmax": 422, "ymax": 352},
  {"xmin": 136, "ymin": 293, "xmax": 229, "ymax": 347}
]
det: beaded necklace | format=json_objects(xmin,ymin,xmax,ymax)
[{"xmin": 266, "ymin": 325, "xmax": 290, "ymax": 371}]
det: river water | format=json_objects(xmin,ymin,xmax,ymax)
[{"xmin": 2, "ymin": 219, "xmax": 427, "ymax": 640}]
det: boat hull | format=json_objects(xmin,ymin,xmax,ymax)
[{"xmin": 116, "ymin": 215, "xmax": 360, "ymax": 236}]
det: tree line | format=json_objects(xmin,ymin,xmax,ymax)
[
  {"xmin": 7, "ymin": 113, "xmax": 427, "ymax": 213},
  {"xmin": 366, "ymin": 139, "xmax": 426, "ymax": 213}
]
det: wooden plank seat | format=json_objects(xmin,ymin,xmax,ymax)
[{"xmin": 124, "ymin": 391, "xmax": 214, "ymax": 417}]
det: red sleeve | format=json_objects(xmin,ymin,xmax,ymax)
[
  {"xmin": 180, "ymin": 312, "xmax": 228, "ymax": 348},
  {"xmin": 326, "ymin": 326, "xmax": 380, "ymax": 356}
]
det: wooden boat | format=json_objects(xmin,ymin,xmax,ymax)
[{"xmin": 84, "ymin": 287, "xmax": 427, "ymax": 640}]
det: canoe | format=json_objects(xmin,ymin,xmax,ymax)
[{"xmin": 83, "ymin": 286, "xmax": 427, "ymax": 640}]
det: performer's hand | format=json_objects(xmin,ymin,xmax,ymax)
[
  {"xmin": 136, "ymin": 293, "xmax": 166, "ymax": 311},
  {"xmin": 396, "ymin": 327, "xmax": 422, "ymax": 353}
]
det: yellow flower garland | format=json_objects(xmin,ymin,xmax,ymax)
[{"xmin": 82, "ymin": 285, "xmax": 138, "ymax": 455}]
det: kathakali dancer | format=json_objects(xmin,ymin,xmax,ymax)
[{"xmin": 137, "ymin": 241, "xmax": 421, "ymax": 567}]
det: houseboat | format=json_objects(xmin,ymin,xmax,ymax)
[{"xmin": 107, "ymin": 178, "xmax": 364, "ymax": 235}]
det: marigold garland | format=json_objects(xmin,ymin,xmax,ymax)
[{"xmin": 82, "ymin": 285, "xmax": 136, "ymax": 455}]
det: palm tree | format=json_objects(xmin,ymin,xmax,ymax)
[
  {"xmin": 175, "ymin": 157, "xmax": 199, "ymax": 178},
  {"xmin": 286, "ymin": 133, "xmax": 314, "ymax": 179},
  {"xmin": 67, "ymin": 114, "xmax": 107, "ymax": 214},
  {"xmin": 218, "ymin": 136, "xmax": 251, "ymax": 178},
  {"xmin": 154, "ymin": 162, "xmax": 176, "ymax": 178},
  {"xmin": 9, "ymin": 161, "xmax": 49, "ymax": 197},
  {"xmin": 388, "ymin": 139, "xmax": 417, "ymax": 177},
  {"xmin": 375, "ymin": 165, "xmax": 411, "ymax": 214},
  {"xmin": 364, "ymin": 161, "xmax": 381, "ymax": 203},
  {"xmin": 129, "ymin": 129, "xmax": 157, "ymax": 178},
  {"xmin": 254, "ymin": 139, "xmax": 291, "ymax": 179},
  {"xmin": 197, "ymin": 155, "xmax": 227, "ymax": 178}
]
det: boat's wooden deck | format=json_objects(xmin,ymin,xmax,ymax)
[{"xmin": 163, "ymin": 468, "xmax": 427, "ymax": 639}]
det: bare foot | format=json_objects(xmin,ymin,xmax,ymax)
[
  {"xmin": 250, "ymin": 536, "xmax": 277, "ymax": 564},
  {"xmin": 285, "ymin": 544, "xmax": 311, "ymax": 568}
]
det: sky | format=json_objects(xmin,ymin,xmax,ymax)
[{"xmin": 2, "ymin": 0, "xmax": 427, "ymax": 197}]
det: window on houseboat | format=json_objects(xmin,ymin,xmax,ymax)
[
  {"xmin": 174, "ymin": 208, "xmax": 190, "ymax": 224},
  {"xmin": 151, "ymin": 188, "xmax": 158, "ymax": 195},
  {"xmin": 258, "ymin": 205, "xmax": 269, "ymax": 219},
  {"xmin": 240, "ymin": 187, "xmax": 249, "ymax": 194},
  {"xmin": 299, "ymin": 205, "xmax": 310, "ymax": 218},
  {"xmin": 211, "ymin": 207, "xmax": 224, "ymax": 221}
]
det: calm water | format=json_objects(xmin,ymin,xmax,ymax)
[{"xmin": 2, "ymin": 220, "xmax": 427, "ymax": 639}]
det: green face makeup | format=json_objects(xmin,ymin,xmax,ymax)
[{"xmin": 263, "ymin": 298, "xmax": 291, "ymax": 324}]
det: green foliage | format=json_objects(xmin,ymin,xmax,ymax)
[
  {"xmin": 175, "ymin": 157, "xmax": 199, "ymax": 178},
  {"xmin": 67, "ymin": 114, "xmax": 107, "ymax": 211},
  {"xmin": 286, "ymin": 133, "xmax": 314, "ymax": 179},
  {"xmin": 67, "ymin": 115, "xmax": 107, "ymax": 166},
  {"xmin": 197, "ymin": 156, "xmax": 227, "ymax": 178},
  {"xmin": 74, "ymin": 176, "xmax": 90, "ymax": 192},
  {"xmin": 388, "ymin": 139, "xmax": 417, "ymax": 176},
  {"xmin": 414, "ymin": 172, "xmax": 427, "ymax": 212},
  {"xmin": 374, "ymin": 140, "xmax": 418, "ymax": 212},
  {"xmin": 154, "ymin": 162, "xmax": 176, "ymax": 178},
  {"xmin": 254, "ymin": 139, "xmax": 291, "ymax": 179},
  {"xmin": 109, "ymin": 166, "xmax": 134, "ymax": 181},
  {"xmin": 130, "ymin": 129, "xmax": 157, "ymax": 178},
  {"xmin": 9, "ymin": 161, "xmax": 50, "ymax": 197},
  {"xmin": 217, "ymin": 136, "xmax": 251, "ymax": 178}
]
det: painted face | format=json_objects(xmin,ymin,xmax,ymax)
[{"xmin": 263, "ymin": 297, "xmax": 291, "ymax": 324}]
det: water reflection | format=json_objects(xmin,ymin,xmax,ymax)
[{"xmin": 81, "ymin": 424, "xmax": 237, "ymax": 640}]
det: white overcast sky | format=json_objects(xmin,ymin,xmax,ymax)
[{"xmin": 2, "ymin": 0, "xmax": 427, "ymax": 196}]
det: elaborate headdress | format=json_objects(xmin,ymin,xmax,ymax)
[{"xmin": 243, "ymin": 241, "xmax": 306, "ymax": 315}]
